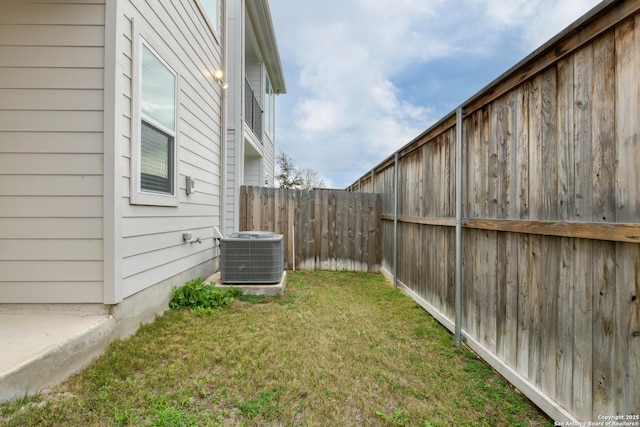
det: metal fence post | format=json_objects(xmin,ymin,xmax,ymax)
[
  {"xmin": 371, "ymin": 169, "xmax": 375, "ymax": 193},
  {"xmin": 455, "ymin": 107, "xmax": 467, "ymax": 347},
  {"xmin": 393, "ymin": 152, "xmax": 399, "ymax": 290}
]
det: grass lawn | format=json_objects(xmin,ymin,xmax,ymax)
[{"xmin": 1, "ymin": 270, "xmax": 553, "ymax": 426}]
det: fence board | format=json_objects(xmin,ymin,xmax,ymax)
[
  {"xmin": 615, "ymin": 16, "xmax": 640, "ymax": 223},
  {"xmin": 557, "ymin": 55, "xmax": 575, "ymax": 221},
  {"xmin": 540, "ymin": 236, "xmax": 559, "ymax": 399},
  {"xmin": 574, "ymin": 44, "xmax": 594, "ymax": 222},
  {"xmin": 592, "ymin": 241, "xmax": 616, "ymax": 416},
  {"xmin": 614, "ymin": 242, "xmax": 640, "ymax": 414},
  {"xmin": 541, "ymin": 67, "xmax": 558, "ymax": 220},
  {"xmin": 239, "ymin": 186, "xmax": 381, "ymax": 272},
  {"xmin": 572, "ymin": 239, "xmax": 593, "ymax": 420}
]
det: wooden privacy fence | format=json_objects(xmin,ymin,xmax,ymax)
[
  {"xmin": 238, "ymin": 186, "xmax": 382, "ymax": 272},
  {"xmin": 349, "ymin": 0, "xmax": 639, "ymax": 423}
]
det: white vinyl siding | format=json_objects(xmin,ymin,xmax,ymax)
[
  {"xmin": 0, "ymin": 1, "xmax": 106, "ymax": 303},
  {"xmin": 119, "ymin": 0, "xmax": 224, "ymax": 299},
  {"xmin": 243, "ymin": 154, "xmax": 261, "ymax": 186},
  {"xmin": 0, "ymin": 0, "xmax": 224, "ymax": 304}
]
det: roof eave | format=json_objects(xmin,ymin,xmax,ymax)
[{"xmin": 246, "ymin": 0, "xmax": 287, "ymax": 94}]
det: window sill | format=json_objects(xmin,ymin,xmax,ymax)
[{"xmin": 130, "ymin": 191, "xmax": 178, "ymax": 207}]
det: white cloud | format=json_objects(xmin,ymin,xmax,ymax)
[
  {"xmin": 269, "ymin": 0, "xmax": 602, "ymax": 188},
  {"xmin": 522, "ymin": 0, "xmax": 601, "ymax": 49}
]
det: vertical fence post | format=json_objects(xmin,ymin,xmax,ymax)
[
  {"xmin": 393, "ymin": 152, "xmax": 399, "ymax": 290},
  {"xmin": 455, "ymin": 107, "xmax": 467, "ymax": 347},
  {"xmin": 371, "ymin": 169, "xmax": 375, "ymax": 193}
]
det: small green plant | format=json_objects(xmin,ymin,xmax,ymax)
[
  {"xmin": 376, "ymin": 409, "xmax": 410, "ymax": 425},
  {"xmin": 235, "ymin": 390, "xmax": 281, "ymax": 420},
  {"xmin": 169, "ymin": 278, "xmax": 241, "ymax": 312},
  {"xmin": 151, "ymin": 402, "xmax": 198, "ymax": 427}
]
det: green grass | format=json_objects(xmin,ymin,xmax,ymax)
[{"xmin": 0, "ymin": 271, "xmax": 553, "ymax": 426}]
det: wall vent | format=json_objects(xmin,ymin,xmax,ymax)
[{"xmin": 220, "ymin": 231, "xmax": 284, "ymax": 284}]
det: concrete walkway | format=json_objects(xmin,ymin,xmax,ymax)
[{"xmin": 0, "ymin": 307, "xmax": 114, "ymax": 401}]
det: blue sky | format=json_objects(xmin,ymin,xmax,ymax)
[{"xmin": 269, "ymin": 0, "xmax": 602, "ymax": 189}]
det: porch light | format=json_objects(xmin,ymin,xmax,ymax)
[{"xmin": 213, "ymin": 69, "xmax": 229, "ymax": 90}]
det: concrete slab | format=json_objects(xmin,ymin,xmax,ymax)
[
  {"xmin": 0, "ymin": 311, "xmax": 114, "ymax": 401},
  {"xmin": 205, "ymin": 271, "xmax": 287, "ymax": 296},
  {"xmin": 0, "ymin": 262, "xmax": 217, "ymax": 403}
]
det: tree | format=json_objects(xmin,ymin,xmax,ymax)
[
  {"xmin": 275, "ymin": 151, "xmax": 302, "ymax": 189},
  {"xmin": 275, "ymin": 151, "xmax": 325, "ymax": 189},
  {"xmin": 298, "ymin": 167, "xmax": 326, "ymax": 189}
]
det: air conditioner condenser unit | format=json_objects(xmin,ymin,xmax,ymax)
[{"xmin": 220, "ymin": 231, "xmax": 284, "ymax": 284}]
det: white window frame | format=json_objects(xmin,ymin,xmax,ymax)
[
  {"xmin": 196, "ymin": 0, "xmax": 221, "ymax": 41},
  {"xmin": 131, "ymin": 31, "xmax": 179, "ymax": 207}
]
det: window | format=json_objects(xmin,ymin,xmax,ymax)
[
  {"xmin": 140, "ymin": 43, "xmax": 176, "ymax": 194},
  {"xmin": 200, "ymin": 0, "xmax": 219, "ymax": 34},
  {"xmin": 131, "ymin": 38, "xmax": 178, "ymax": 206}
]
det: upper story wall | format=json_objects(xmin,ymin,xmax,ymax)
[{"xmin": 0, "ymin": 0, "xmax": 107, "ymax": 303}]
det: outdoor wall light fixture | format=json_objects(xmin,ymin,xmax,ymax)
[{"xmin": 213, "ymin": 69, "xmax": 229, "ymax": 90}]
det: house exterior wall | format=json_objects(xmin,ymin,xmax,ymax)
[
  {"xmin": 118, "ymin": 0, "xmax": 224, "ymax": 301},
  {"xmin": 0, "ymin": 1, "xmax": 107, "ymax": 303},
  {"xmin": 245, "ymin": 62, "xmax": 263, "ymax": 99},
  {"xmin": 262, "ymin": 131, "xmax": 275, "ymax": 186},
  {"xmin": 243, "ymin": 151, "xmax": 261, "ymax": 185},
  {"xmin": 0, "ymin": 0, "xmax": 225, "ymax": 304}
]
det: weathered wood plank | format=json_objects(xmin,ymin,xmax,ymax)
[
  {"xmin": 541, "ymin": 66, "xmax": 558, "ymax": 221},
  {"xmin": 481, "ymin": 230, "xmax": 497, "ymax": 353},
  {"xmin": 572, "ymin": 238, "xmax": 593, "ymax": 420},
  {"xmin": 592, "ymin": 241, "xmax": 616, "ymax": 417},
  {"xmin": 556, "ymin": 237, "xmax": 574, "ymax": 412},
  {"xmin": 516, "ymin": 83, "xmax": 530, "ymax": 219},
  {"xmin": 615, "ymin": 15, "xmax": 640, "ymax": 223},
  {"xmin": 314, "ymin": 190, "xmax": 322, "ymax": 269},
  {"xmin": 540, "ymin": 236, "xmax": 559, "ymax": 399},
  {"xmin": 591, "ymin": 32, "xmax": 616, "ymax": 224},
  {"xmin": 528, "ymin": 74, "xmax": 543, "ymax": 220},
  {"xmin": 557, "ymin": 56, "xmax": 575, "ymax": 221},
  {"xmin": 527, "ymin": 234, "xmax": 543, "ymax": 387},
  {"xmin": 493, "ymin": 95, "xmax": 508, "ymax": 220},
  {"xmin": 517, "ymin": 233, "xmax": 530, "ymax": 376},
  {"xmin": 614, "ymin": 242, "xmax": 640, "ymax": 415},
  {"xmin": 496, "ymin": 232, "xmax": 507, "ymax": 361},
  {"xmin": 573, "ymin": 43, "xmax": 594, "ymax": 221},
  {"xmin": 465, "ymin": 219, "xmax": 640, "ymax": 243},
  {"xmin": 286, "ymin": 189, "xmax": 296, "ymax": 269},
  {"xmin": 383, "ymin": 216, "xmax": 640, "ymax": 243},
  {"xmin": 380, "ymin": 215, "xmax": 455, "ymax": 226}
]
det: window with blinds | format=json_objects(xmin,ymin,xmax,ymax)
[{"xmin": 140, "ymin": 42, "xmax": 176, "ymax": 195}]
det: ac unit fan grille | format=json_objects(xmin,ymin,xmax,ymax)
[{"xmin": 220, "ymin": 232, "xmax": 284, "ymax": 284}]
